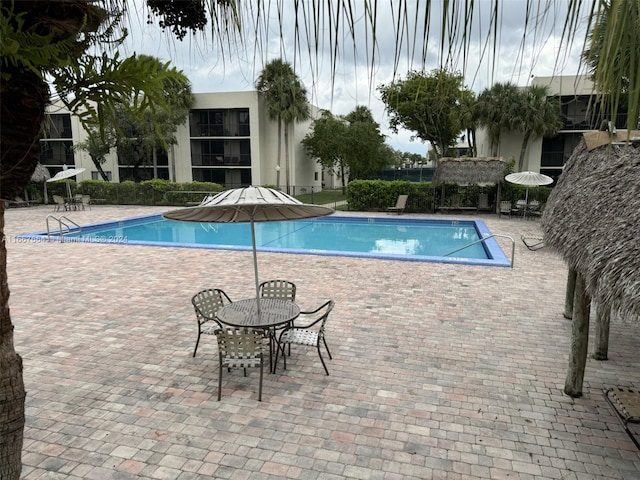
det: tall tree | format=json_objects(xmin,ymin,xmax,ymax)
[
  {"xmin": 302, "ymin": 110, "xmax": 349, "ymax": 191},
  {"xmin": 512, "ymin": 85, "xmax": 563, "ymax": 170},
  {"xmin": 0, "ymin": 3, "xmax": 197, "ymax": 476},
  {"xmin": 75, "ymin": 66, "xmax": 194, "ymax": 181},
  {"xmin": 255, "ymin": 59, "xmax": 310, "ymax": 193},
  {"xmin": 473, "ymin": 82, "xmax": 521, "ymax": 157},
  {"xmin": 378, "ymin": 69, "xmax": 468, "ymax": 163}
]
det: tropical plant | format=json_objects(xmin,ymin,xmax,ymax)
[
  {"xmin": 0, "ymin": 3, "xmax": 201, "ymax": 476},
  {"xmin": 473, "ymin": 82, "xmax": 521, "ymax": 156},
  {"xmin": 255, "ymin": 59, "xmax": 310, "ymax": 193},
  {"xmin": 512, "ymin": 85, "xmax": 563, "ymax": 170},
  {"xmin": 378, "ymin": 69, "xmax": 469, "ymax": 162},
  {"xmin": 75, "ymin": 65, "xmax": 193, "ymax": 181},
  {"xmin": 582, "ymin": 0, "xmax": 640, "ymax": 129}
]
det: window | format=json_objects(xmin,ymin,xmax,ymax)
[{"xmin": 91, "ymin": 171, "xmax": 112, "ymax": 181}]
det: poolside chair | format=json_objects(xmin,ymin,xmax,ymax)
[
  {"xmin": 80, "ymin": 195, "xmax": 91, "ymax": 210},
  {"xmin": 604, "ymin": 387, "xmax": 640, "ymax": 450},
  {"xmin": 259, "ymin": 279, "xmax": 297, "ymax": 364},
  {"xmin": 191, "ymin": 288, "xmax": 233, "ymax": 357},
  {"xmin": 52, "ymin": 195, "xmax": 67, "ymax": 212},
  {"xmin": 274, "ymin": 300, "xmax": 335, "ymax": 375},
  {"xmin": 521, "ymin": 235, "xmax": 545, "ymax": 251},
  {"xmin": 387, "ymin": 194, "xmax": 408, "ymax": 215},
  {"xmin": 214, "ymin": 328, "xmax": 264, "ymax": 401},
  {"xmin": 499, "ymin": 201, "xmax": 512, "ymax": 218}
]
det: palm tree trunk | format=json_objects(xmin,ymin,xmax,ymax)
[
  {"xmin": 518, "ymin": 131, "xmax": 532, "ymax": 171},
  {"xmin": 277, "ymin": 116, "xmax": 282, "ymax": 190},
  {"xmin": 0, "ymin": 203, "xmax": 26, "ymax": 480},
  {"xmin": 0, "ymin": 64, "xmax": 48, "ymax": 479},
  {"xmin": 284, "ymin": 122, "xmax": 290, "ymax": 194}
]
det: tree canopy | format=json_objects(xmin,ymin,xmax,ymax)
[{"xmin": 378, "ymin": 69, "xmax": 469, "ymax": 160}]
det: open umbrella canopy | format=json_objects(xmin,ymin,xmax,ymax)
[
  {"xmin": 163, "ymin": 186, "xmax": 334, "ymax": 223},
  {"xmin": 505, "ymin": 171, "xmax": 553, "ymax": 204},
  {"xmin": 46, "ymin": 167, "xmax": 86, "ymax": 183},
  {"xmin": 505, "ymin": 171, "xmax": 553, "ymax": 187},
  {"xmin": 163, "ymin": 186, "xmax": 334, "ymax": 313},
  {"xmin": 46, "ymin": 167, "xmax": 86, "ymax": 200}
]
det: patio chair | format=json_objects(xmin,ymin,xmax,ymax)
[
  {"xmin": 274, "ymin": 299, "xmax": 335, "ymax": 375},
  {"xmin": 191, "ymin": 288, "xmax": 233, "ymax": 357},
  {"xmin": 80, "ymin": 195, "xmax": 91, "ymax": 210},
  {"xmin": 604, "ymin": 387, "xmax": 640, "ymax": 450},
  {"xmin": 387, "ymin": 194, "xmax": 408, "ymax": 215},
  {"xmin": 214, "ymin": 328, "xmax": 264, "ymax": 401},
  {"xmin": 499, "ymin": 201, "xmax": 512, "ymax": 218},
  {"xmin": 521, "ymin": 235, "xmax": 545, "ymax": 251},
  {"xmin": 52, "ymin": 195, "xmax": 67, "ymax": 212},
  {"xmin": 259, "ymin": 279, "xmax": 297, "ymax": 364}
]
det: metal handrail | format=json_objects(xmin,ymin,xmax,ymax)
[
  {"xmin": 444, "ymin": 233, "xmax": 515, "ymax": 268},
  {"xmin": 46, "ymin": 215, "xmax": 81, "ymax": 242}
]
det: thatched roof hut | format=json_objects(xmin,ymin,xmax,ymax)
[
  {"xmin": 433, "ymin": 157, "xmax": 505, "ymax": 186},
  {"xmin": 542, "ymin": 131, "xmax": 640, "ymax": 318},
  {"xmin": 30, "ymin": 163, "xmax": 50, "ymax": 183}
]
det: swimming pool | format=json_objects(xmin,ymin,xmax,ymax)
[{"xmin": 20, "ymin": 214, "xmax": 511, "ymax": 267}]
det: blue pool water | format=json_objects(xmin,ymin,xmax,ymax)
[{"xmin": 20, "ymin": 214, "xmax": 510, "ymax": 267}]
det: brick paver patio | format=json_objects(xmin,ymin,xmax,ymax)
[{"xmin": 4, "ymin": 205, "xmax": 640, "ymax": 479}]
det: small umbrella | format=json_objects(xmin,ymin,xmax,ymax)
[
  {"xmin": 163, "ymin": 186, "xmax": 334, "ymax": 314},
  {"xmin": 46, "ymin": 167, "xmax": 86, "ymax": 200},
  {"xmin": 505, "ymin": 171, "xmax": 553, "ymax": 203}
]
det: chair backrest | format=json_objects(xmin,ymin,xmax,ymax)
[
  {"xmin": 214, "ymin": 328, "xmax": 263, "ymax": 365},
  {"xmin": 81, "ymin": 195, "xmax": 91, "ymax": 205},
  {"xmin": 500, "ymin": 201, "xmax": 511, "ymax": 212},
  {"xmin": 53, "ymin": 195, "xmax": 65, "ymax": 205},
  {"xmin": 316, "ymin": 300, "xmax": 335, "ymax": 336},
  {"xmin": 259, "ymin": 279, "xmax": 296, "ymax": 301},
  {"xmin": 395, "ymin": 195, "xmax": 408, "ymax": 209},
  {"xmin": 192, "ymin": 289, "xmax": 231, "ymax": 325}
]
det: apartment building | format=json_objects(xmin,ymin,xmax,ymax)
[
  {"xmin": 474, "ymin": 75, "xmax": 629, "ymax": 182},
  {"xmin": 40, "ymin": 91, "xmax": 329, "ymax": 191}
]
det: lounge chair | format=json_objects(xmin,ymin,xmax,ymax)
[
  {"xmin": 604, "ymin": 387, "xmax": 640, "ymax": 450},
  {"xmin": 521, "ymin": 235, "xmax": 545, "ymax": 251},
  {"xmin": 387, "ymin": 194, "xmax": 408, "ymax": 215}
]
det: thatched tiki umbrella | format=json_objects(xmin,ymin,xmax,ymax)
[
  {"xmin": 29, "ymin": 163, "xmax": 51, "ymax": 203},
  {"xmin": 433, "ymin": 157, "xmax": 506, "ymax": 212},
  {"xmin": 542, "ymin": 130, "xmax": 640, "ymax": 397}
]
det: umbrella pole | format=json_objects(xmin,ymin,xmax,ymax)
[{"xmin": 250, "ymin": 219, "xmax": 261, "ymax": 317}]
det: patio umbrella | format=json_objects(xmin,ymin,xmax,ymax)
[
  {"xmin": 504, "ymin": 171, "xmax": 553, "ymax": 203},
  {"xmin": 29, "ymin": 163, "xmax": 51, "ymax": 203},
  {"xmin": 46, "ymin": 167, "xmax": 86, "ymax": 200},
  {"xmin": 162, "ymin": 186, "xmax": 334, "ymax": 315}
]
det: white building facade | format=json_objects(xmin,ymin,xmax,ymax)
[{"xmin": 41, "ymin": 92, "xmax": 330, "ymax": 192}]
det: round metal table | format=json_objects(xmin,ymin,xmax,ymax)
[{"xmin": 216, "ymin": 298, "xmax": 300, "ymax": 329}]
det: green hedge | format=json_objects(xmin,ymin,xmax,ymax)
[{"xmin": 71, "ymin": 180, "xmax": 224, "ymax": 206}]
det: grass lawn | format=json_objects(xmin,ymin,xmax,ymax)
[{"xmin": 295, "ymin": 188, "xmax": 346, "ymax": 205}]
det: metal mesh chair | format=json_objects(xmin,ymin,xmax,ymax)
[
  {"xmin": 214, "ymin": 328, "xmax": 264, "ymax": 401},
  {"xmin": 191, "ymin": 289, "xmax": 232, "ymax": 357},
  {"xmin": 259, "ymin": 279, "xmax": 297, "ymax": 364},
  {"xmin": 274, "ymin": 300, "xmax": 335, "ymax": 375}
]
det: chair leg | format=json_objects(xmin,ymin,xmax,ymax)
[
  {"xmin": 218, "ymin": 359, "xmax": 222, "ymax": 401},
  {"xmin": 193, "ymin": 331, "xmax": 201, "ymax": 357},
  {"xmin": 317, "ymin": 343, "xmax": 329, "ymax": 375},
  {"xmin": 323, "ymin": 337, "xmax": 332, "ymax": 360},
  {"xmin": 258, "ymin": 356, "xmax": 263, "ymax": 402}
]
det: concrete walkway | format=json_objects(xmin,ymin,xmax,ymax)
[{"xmin": 4, "ymin": 205, "xmax": 640, "ymax": 479}]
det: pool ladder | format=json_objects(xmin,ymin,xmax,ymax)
[
  {"xmin": 46, "ymin": 214, "xmax": 81, "ymax": 242},
  {"xmin": 444, "ymin": 234, "xmax": 515, "ymax": 268}
]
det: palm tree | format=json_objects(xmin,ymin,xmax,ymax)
[
  {"xmin": 255, "ymin": 59, "xmax": 310, "ymax": 193},
  {"xmin": 513, "ymin": 85, "xmax": 563, "ymax": 171},
  {"xmin": 474, "ymin": 82, "xmax": 521, "ymax": 156}
]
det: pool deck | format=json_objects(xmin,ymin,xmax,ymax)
[{"xmin": 4, "ymin": 205, "xmax": 640, "ymax": 479}]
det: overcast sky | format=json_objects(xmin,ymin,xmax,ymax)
[{"xmin": 120, "ymin": 1, "xmax": 590, "ymax": 155}]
